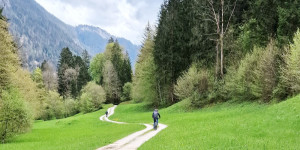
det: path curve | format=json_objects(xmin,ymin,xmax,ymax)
[{"xmin": 97, "ymin": 105, "xmax": 167, "ymax": 150}]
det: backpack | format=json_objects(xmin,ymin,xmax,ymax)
[{"xmin": 153, "ymin": 111, "xmax": 158, "ymax": 118}]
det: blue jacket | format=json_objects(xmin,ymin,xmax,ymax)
[{"xmin": 152, "ymin": 110, "xmax": 161, "ymax": 119}]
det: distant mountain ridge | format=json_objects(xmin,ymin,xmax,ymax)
[
  {"xmin": 0, "ymin": 0, "xmax": 139, "ymax": 70},
  {"xmin": 75, "ymin": 25, "xmax": 140, "ymax": 64}
]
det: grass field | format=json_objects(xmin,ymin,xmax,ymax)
[
  {"xmin": 2, "ymin": 97, "xmax": 300, "ymax": 150},
  {"xmin": 110, "ymin": 96, "xmax": 300, "ymax": 149},
  {"xmin": 0, "ymin": 104, "xmax": 144, "ymax": 150}
]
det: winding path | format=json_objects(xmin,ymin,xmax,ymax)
[{"xmin": 97, "ymin": 105, "xmax": 167, "ymax": 150}]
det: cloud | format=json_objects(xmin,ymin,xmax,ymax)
[{"xmin": 35, "ymin": 0, "xmax": 163, "ymax": 44}]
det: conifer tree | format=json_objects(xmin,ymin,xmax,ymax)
[{"xmin": 57, "ymin": 47, "xmax": 74, "ymax": 98}]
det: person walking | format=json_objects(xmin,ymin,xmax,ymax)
[{"xmin": 152, "ymin": 109, "xmax": 160, "ymax": 129}]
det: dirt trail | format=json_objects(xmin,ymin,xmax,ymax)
[{"xmin": 97, "ymin": 105, "xmax": 167, "ymax": 150}]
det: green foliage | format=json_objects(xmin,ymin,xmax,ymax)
[
  {"xmin": 89, "ymin": 41, "xmax": 132, "ymax": 104},
  {"xmin": 89, "ymin": 53, "xmax": 105, "ymax": 84},
  {"xmin": 254, "ymin": 42, "xmax": 278, "ymax": 101},
  {"xmin": 240, "ymin": 0, "xmax": 300, "ymax": 50},
  {"xmin": 57, "ymin": 47, "xmax": 91, "ymax": 98},
  {"xmin": 0, "ymin": 105, "xmax": 143, "ymax": 150},
  {"xmin": 154, "ymin": 0, "xmax": 194, "ymax": 103},
  {"xmin": 102, "ymin": 61, "xmax": 121, "ymax": 104},
  {"xmin": 11, "ymin": 69, "xmax": 46, "ymax": 119},
  {"xmin": 120, "ymin": 53, "xmax": 132, "ymax": 84},
  {"xmin": 41, "ymin": 91, "xmax": 64, "ymax": 120},
  {"xmin": 63, "ymin": 98, "xmax": 79, "ymax": 117},
  {"xmin": 58, "ymin": 47, "xmax": 74, "ymax": 98},
  {"xmin": 79, "ymin": 93, "xmax": 94, "ymax": 113},
  {"xmin": 32, "ymin": 68, "xmax": 44, "ymax": 89},
  {"xmin": 80, "ymin": 82, "xmax": 106, "ymax": 113},
  {"xmin": 278, "ymin": 30, "xmax": 300, "ymax": 97},
  {"xmin": 73, "ymin": 55, "xmax": 91, "ymax": 97},
  {"xmin": 226, "ymin": 48, "xmax": 261, "ymax": 100},
  {"xmin": 174, "ymin": 65, "xmax": 212, "ymax": 107},
  {"xmin": 0, "ymin": 87, "xmax": 31, "ymax": 143},
  {"xmin": 110, "ymin": 97, "xmax": 300, "ymax": 150},
  {"xmin": 0, "ymin": 16, "xmax": 19, "ymax": 91},
  {"xmin": 121, "ymin": 82, "xmax": 132, "ymax": 102},
  {"xmin": 132, "ymin": 25, "xmax": 159, "ymax": 104},
  {"xmin": 226, "ymin": 42, "xmax": 278, "ymax": 102}
]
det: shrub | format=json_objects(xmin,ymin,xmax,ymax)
[
  {"xmin": 11, "ymin": 69, "xmax": 46, "ymax": 119},
  {"xmin": 254, "ymin": 41, "xmax": 278, "ymax": 101},
  {"xmin": 121, "ymin": 82, "xmax": 132, "ymax": 102},
  {"xmin": 226, "ymin": 41, "xmax": 278, "ymax": 102},
  {"xmin": 80, "ymin": 82, "xmax": 106, "ymax": 113},
  {"xmin": 79, "ymin": 93, "xmax": 94, "ymax": 113},
  {"xmin": 0, "ymin": 87, "xmax": 31, "ymax": 143},
  {"xmin": 278, "ymin": 30, "xmax": 300, "ymax": 96},
  {"xmin": 41, "ymin": 91, "xmax": 64, "ymax": 120},
  {"xmin": 174, "ymin": 65, "xmax": 211, "ymax": 107},
  {"xmin": 64, "ymin": 98, "xmax": 79, "ymax": 117}
]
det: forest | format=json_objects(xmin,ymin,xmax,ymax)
[
  {"xmin": 133, "ymin": 0, "xmax": 300, "ymax": 106},
  {"xmin": 1, "ymin": 0, "xmax": 300, "ymax": 147}
]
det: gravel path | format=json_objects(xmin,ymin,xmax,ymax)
[{"xmin": 97, "ymin": 105, "xmax": 167, "ymax": 150}]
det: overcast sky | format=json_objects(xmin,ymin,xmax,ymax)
[{"xmin": 35, "ymin": 0, "xmax": 163, "ymax": 45}]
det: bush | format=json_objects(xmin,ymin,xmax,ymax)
[
  {"xmin": 278, "ymin": 30, "xmax": 300, "ymax": 96},
  {"xmin": 174, "ymin": 65, "xmax": 212, "ymax": 107},
  {"xmin": 11, "ymin": 69, "xmax": 46, "ymax": 119},
  {"xmin": 80, "ymin": 82, "xmax": 106, "ymax": 113},
  {"xmin": 64, "ymin": 98, "xmax": 79, "ymax": 117},
  {"xmin": 41, "ymin": 91, "xmax": 64, "ymax": 120},
  {"xmin": 226, "ymin": 41, "xmax": 278, "ymax": 102},
  {"xmin": 79, "ymin": 93, "xmax": 94, "ymax": 113},
  {"xmin": 121, "ymin": 82, "xmax": 132, "ymax": 102},
  {"xmin": 255, "ymin": 41, "xmax": 278, "ymax": 101},
  {"xmin": 0, "ymin": 87, "xmax": 31, "ymax": 143}
]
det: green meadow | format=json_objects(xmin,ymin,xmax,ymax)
[
  {"xmin": 1, "ymin": 97, "xmax": 300, "ymax": 150},
  {"xmin": 0, "ymin": 104, "xmax": 143, "ymax": 150},
  {"xmin": 111, "ymin": 97, "xmax": 300, "ymax": 150}
]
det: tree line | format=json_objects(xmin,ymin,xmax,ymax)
[
  {"xmin": 0, "ymin": 8, "xmax": 132, "ymax": 142},
  {"xmin": 132, "ymin": 0, "xmax": 300, "ymax": 107}
]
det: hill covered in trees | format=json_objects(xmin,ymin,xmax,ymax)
[{"xmin": 133, "ymin": 0, "xmax": 300, "ymax": 107}]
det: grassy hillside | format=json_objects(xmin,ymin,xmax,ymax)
[
  {"xmin": 0, "ymin": 104, "xmax": 144, "ymax": 150},
  {"xmin": 111, "ymin": 97, "xmax": 300, "ymax": 149}
]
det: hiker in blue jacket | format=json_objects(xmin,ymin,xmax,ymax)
[{"xmin": 152, "ymin": 109, "xmax": 160, "ymax": 129}]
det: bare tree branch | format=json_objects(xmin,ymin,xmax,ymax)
[{"xmin": 224, "ymin": 0, "xmax": 237, "ymax": 34}]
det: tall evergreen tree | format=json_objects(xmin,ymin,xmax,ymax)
[
  {"xmin": 108, "ymin": 37, "xmax": 114, "ymax": 43},
  {"xmin": 57, "ymin": 47, "xmax": 74, "ymax": 98},
  {"xmin": 73, "ymin": 55, "xmax": 91, "ymax": 98},
  {"xmin": 82, "ymin": 49, "xmax": 91, "ymax": 67},
  {"xmin": 154, "ymin": 0, "xmax": 195, "ymax": 103},
  {"xmin": 133, "ymin": 24, "xmax": 158, "ymax": 104},
  {"xmin": 121, "ymin": 52, "xmax": 132, "ymax": 84}
]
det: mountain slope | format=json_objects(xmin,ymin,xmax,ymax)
[
  {"xmin": 75, "ymin": 25, "xmax": 140, "ymax": 65},
  {"xmin": 1, "ymin": 0, "xmax": 139, "ymax": 70},
  {"xmin": 1, "ymin": 0, "xmax": 84, "ymax": 70}
]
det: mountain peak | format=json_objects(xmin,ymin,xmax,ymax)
[{"xmin": 76, "ymin": 25, "xmax": 113, "ymax": 40}]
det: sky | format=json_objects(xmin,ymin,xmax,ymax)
[{"xmin": 35, "ymin": 0, "xmax": 164, "ymax": 45}]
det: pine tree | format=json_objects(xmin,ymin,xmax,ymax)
[
  {"xmin": 121, "ymin": 52, "xmax": 132, "ymax": 84},
  {"xmin": 108, "ymin": 37, "xmax": 114, "ymax": 43},
  {"xmin": 57, "ymin": 47, "xmax": 74, "ymax": 98},
  {"xmin": 154, "ymin": 0, "xmax": 195, "ymax": 103},
  {"xmin": 132, "ymin": 24, "xmax": 158, "ymax": 104}
]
